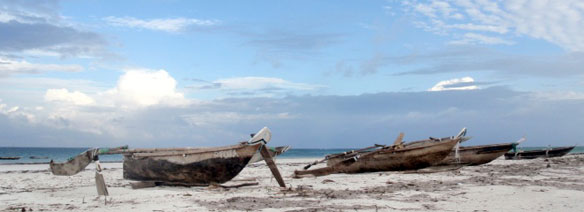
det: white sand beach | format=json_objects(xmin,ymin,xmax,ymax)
[{"xmin": 1, "ymin": 155, "xmax": 584, "ymax": 211}]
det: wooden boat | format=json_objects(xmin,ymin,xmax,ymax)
[
  {"xmin": 294, "ymin": 130, "xmax": 465, "ymax": 177},
  {"xmin": 50, "ymin": 127, "xmax": 286, "ymax": 188},
  {"xmin": 0, "ymin": 156, "xmax": 20, "ymax": 160},
  {"xmin": 435, "ymin": 142, "xmax": 516, "ymax": 166},
  {"xmin": 504, "ymin": 146, "xmax": 575, "ymax": 160},
  {"xmin": 122, "ymin": 142, "xmax": 263, "ymax": 184},
  {"xmin": 248, "ymin": 145, "xmax": 291, "ymax": 164}
]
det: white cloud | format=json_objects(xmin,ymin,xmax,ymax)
[
  {"xmin": 214, "ymin": 77, "xmax": 321, "ymax": 91},
  {"xmin": 104, "ymin": 69, "xmax": 189, "ymax": 107},
  {"xmin": 0, "ymin": 58, "xmax": 83, "ymax": 77},
  {"xmin": 406, "ymin": 0, "xmax": 584, "ymax": 51},
  {"xmin": 104, "ymin": 16, "xmax": 219, "ymax": 32},
  {"xmin": 429, "ymin": 76, "xmax": 479, "ymax": 91},
  {"xmin": 447, "ymin": 23, "xmax": 508, "ymax": 34},
  {"xmin": 450, "ymin": 33, "xmax": 514, "ymax": 45},
  {"xmin": 0, "ymin": 100, "xmax": 35, "ymax": 122},
  {"xmin": 44, "ymin": 88, "xmax": 95, "ymax": 106}
]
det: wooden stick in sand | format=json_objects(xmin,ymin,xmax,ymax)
[{"xmin": 260, "ymin": 145, "xmax": 286, "ymax": 188}]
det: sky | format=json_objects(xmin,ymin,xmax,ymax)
[{"xmin": 0, "ymin": 0, "xmax": 583, "ymax": 148}]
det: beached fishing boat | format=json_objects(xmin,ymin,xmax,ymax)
[
  {"xmin": 294, "ymin": 129, "xmax": 465, "ymax": 177},
  {"xmin": 504, "ymin": 146, "xmax": 575, "ymax": 160},
  {"xmin": 0, "ymin": 156, "xmax": 20, "ymax": 160},
  {"xmin": 435, "ymin": 142, "xmax": 516, "ymax": 166},
  {"xmin": 122, "ymin": 142, "xmax": 263, "ymax": 184},
  {"xmin": 50, "ymin": 127, "xmax": 286, "ymax": 188},
  {"xmin": 248, "ymin": 145, "xmax": 291, "ymax": 164}
]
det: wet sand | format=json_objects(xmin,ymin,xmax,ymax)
[{"xmin": 1, "ymin": 155, "xmax": 583, "ymax": 211}]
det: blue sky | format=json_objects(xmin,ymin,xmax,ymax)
[{"xmin": 0, "ymin": 0, "xmax": 583, "ymax": 148}]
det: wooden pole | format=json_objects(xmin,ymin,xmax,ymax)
[{"xmin": 260, "ymin": 145, "xmax": 286, "ymax": 188}]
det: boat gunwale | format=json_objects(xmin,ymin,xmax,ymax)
[
  {"xmin": 128, "ymin": 143, "xmax": 259, "ymax": 158},
  {"xmin": 458, "ymin": 142, "xmax": 515, "ymax": 151},
  {"xmin": 394, "ymin": 137, "xmax": 461, "ymax": 152}
]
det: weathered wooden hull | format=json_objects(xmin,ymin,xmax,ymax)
[
  {"xmin": 296, "ymin": 138, "xmax": 460, "ymax": 177},
  {"xmin": 504, "ymin": 146, "xmax": 575, "ymax": 160},
  {"xmin": 248, "ymin": 145, "xmax": 291, "ymax": 164},
  {"xmin": 123, "ymin": 143, "xmax": 262, "ymax": 185},
  {"xmin": 50, "ymin": 150, "xmax": 94, "ymax": 176},
  {"xmin": 436, "ymin": 143, "xmax": 514, "ymax": 166}
]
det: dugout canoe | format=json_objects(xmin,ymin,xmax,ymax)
[
  {"xmin": 504, "ymin": 146, "xmax": 575, "ymax": 160},
  {"xmin": 122, "ymin": 142, "xmax": 263, "ymax": 185},
  {"xmin": 294, "ymin": 136, "xmax": 461, "ymax": 177},
  {"xmin": 435, "ymin": 142, "xmax": 516, "ymax": 166}
]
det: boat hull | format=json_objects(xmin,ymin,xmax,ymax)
[
  {"xmin": 437, "ymin": 143, "xmax": 514, "ymax": 166},
  {"xmin": 123, "ymin": 143, "xmax": 261, "ymax": 185},
  {"xmin": 50, "ymin": 151, "xmax": 94, "ymax": 176},
  {"xmin": 296, "ymin": 138, "xmax": 459, "ymax": 177},
  {"xmin": 504, "ymin": 146, "xmax": 575, "ymax": 160}
]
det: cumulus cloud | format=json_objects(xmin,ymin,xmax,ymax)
[
  {"xmin": 405, "ymin": 0, "xmax": 584, "ymax": 51},
  {"xmin": 429, "ymin": 77, "xmax": 478, "ymax": 91},
  {"xmin": 104, "ymin": 16, "xmax": 219, "ymax": 32},
  {"xmin": 44, "ymin": 88, "xmax": 95, "ymax": 106},
  {"xmin": 104, "ymin": 69, "xmax": 189, "ymax": 107},
  {"xmin": 0, "ymin": 57, "xmax": 83, "ymax": 77}
]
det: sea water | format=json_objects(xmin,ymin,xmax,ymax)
[{"xmin": 1, "ymin": 146, "xmax": 583, "ymax": 164}]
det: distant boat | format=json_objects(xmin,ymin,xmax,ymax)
[
  {"xmin": 0, "ymin": 156, "xmax": 20, "ymax": 160},
  {"xmin": 435, "ymin": 142, "xmax": 516, "ymax": 166},
  {"xmin": 248, "ymin": 145, "xmax": 291, "ymax": 164},
  {"xmin": 504, "ymin": 146, "xmax": 575, "ymax": 160},
  {"xmin": 29, "ymin": 156, "xmax": 49, "ymax": 159}
]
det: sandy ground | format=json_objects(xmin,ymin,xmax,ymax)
[{"xmin": 1, "ymin": 155, "xmax": 584, "ymax": 211}]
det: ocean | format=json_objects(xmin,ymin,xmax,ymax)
[{"xmin": 1, "ymin": 146, "xmax": 583, "ymax": 164}]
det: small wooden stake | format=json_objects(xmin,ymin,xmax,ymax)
[{"xmin": 260, "ymin": 145, "xmax": 286, "ymax": 188}]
